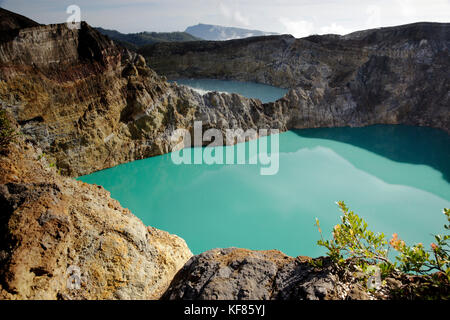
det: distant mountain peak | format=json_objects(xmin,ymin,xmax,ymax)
[{"xmin": 185, "ymin": 23, "xmax": 278, "ymax": 41}]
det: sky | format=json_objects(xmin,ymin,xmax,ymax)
[{"xmin": 1, "ymin": 0, "xmax": 449, "ymax": 37}]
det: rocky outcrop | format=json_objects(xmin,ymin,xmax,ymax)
[
  {"xmin": 0, "ymin": 8, "xmax": 41, "ymax": 32},
  {"xmin": 0, "ymin": 134, "xmax": 192, "ymax": 299},
  {"xmin": 162, "ymin": 248, "xmax": 450, "ymax": 300},
  {"xmin": 162, "ymin": 248, "xmax": 386, "ymax": 300},
  {"xmin": 0, "ymin": 20, "xmax": 286, "ymax": 177},
  {"xmin": 142, "ymin": 22, "xmax": 450, "ymax": 133},
  {"xmin": 0, "ymin": 20, "xmax": 161, "ymax": 177}
]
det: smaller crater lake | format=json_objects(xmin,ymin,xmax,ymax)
[
  {"xmin": 170, "ymin": 78, "xmax": 288, "ymax": 103},
  {"xmin": 79, "ymin": 125, "xmax": 450, "ymax": 258}
]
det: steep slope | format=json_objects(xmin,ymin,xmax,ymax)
[
  {"xmin": 0, "ymin": 7, "xmax": 41, "ymax": 31},
  {"xmin": 185, "ymin": 23, "xmax": 278, "ymax": 40},
  {"xmin": 143, "ymin": 22, "xmax": 450, "ymax": 133},
  {"xmin": 0, "ymin": 134, "xmax": 192, "ymax": 299},
  {"xmin": 0, "ymin": 21, "xmax": 289, "ymax": 177}
]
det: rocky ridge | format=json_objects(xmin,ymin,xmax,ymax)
[
  {"xmin": 1, "ymin": 18, "xmax": 449, "ymax": 180},
  {"xmin": 0, "ymin": 17, "xmax": 287, "ymax": 177},
  {"xmin": 0, "ymin": 10, "xmax": 196, "ymax": 299},
  {"xmin": 142, "ymin": 22, "xmax": 450, "ymax": 133},
  {"xmin": 0, "ymin": 8, "xmax": 41, "ymax": 32},
  {"xmin": 0, "ymin": 132, "xmax": 192, "ymax": 299}
]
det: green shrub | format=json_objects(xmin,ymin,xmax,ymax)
[
  {"xmin": 315, "ymin": 201, "xmax": 450, "ymax": 282},
  {"xmin": 392, "ymin": 208, "xmax": 449, "ymax": 277},
  {"xmin": 315, "ymin": 201, "xmax": 391, "ymax": 266}
]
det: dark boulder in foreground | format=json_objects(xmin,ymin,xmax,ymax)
[
  {"xmin": 162, "ymin": 248, "xmax": 373, "ymax": 300},
  {"xmin": 162, "ymin": 248, "xmax": 449, "ymax": 300}
]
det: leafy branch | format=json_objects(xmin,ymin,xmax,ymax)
[{"xmin": 315, "ymin": 202, "xmax": 450, "ymax": 283}]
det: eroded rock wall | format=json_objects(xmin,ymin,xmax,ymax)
[
  {"xmin": 1, "ymin": 21, "xmax": 448, "ymax": 179},
  {"xmin": 0, "ymin": 22, "xmax": 288, "ymax": 177},
  {"xmin": 0, "ymin": 135, "xmax": 192, "ymax": 299},
  {"xmin": 143, "ymin": 22, "xmax": 450, "ymax": 133}
]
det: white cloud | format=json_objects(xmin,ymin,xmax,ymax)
[
  {"xmin": 366, "ymin": 5, "xmax": 381, "ymax": 28},
  {"xmin": 280, "ymin": 18, "xmax": 351, "ymax": 37},
  {"xmin": 233, "ymin": 10, "xmax": 250, "ymax": 26},
  {"xmin": 396, "ymin": 0, "xmax": 417, "ymax": 17},
  {"xmin": 320, "ymin": 23, "xmax": 351, "ymax": 35},
  {"xmin": 219, "ymin": 2, "xmax": 231, "ymax": 18},
  {"xmin": 279, "ymin": 17, "xmax": 314, "ymax": 37},
  {"xmin": 219, "ymin": 2, "xmax": 250, "ymax": 27}
]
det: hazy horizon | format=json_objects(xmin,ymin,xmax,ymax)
[{"xmin": 1, "ymin": 0, "xmax": 449, "ymax": 37}]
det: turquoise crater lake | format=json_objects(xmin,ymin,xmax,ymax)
[
  {"xmin": 170, "ymin": 78, "xmax": 289, "ymax": 103},
  {"xmin": 79, "ymin": 125, "xmax": 450, "ymax": 258}
]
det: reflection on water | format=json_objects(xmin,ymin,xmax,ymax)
[
  {"xmin": 293, "ymin": 125, "xmax": 450, "ymax": 199},
  {"xmin": 79, "ymin": 125, "xmax": 450, "ymax": 257}
]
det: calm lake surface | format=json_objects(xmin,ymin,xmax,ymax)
[
  {"xmin": 170, "ymin": 78, "xmax": 288, "ymax": 103},
  {"xmin": 79, "ymin": 125, "xmax": 450, "ymax": 257}
]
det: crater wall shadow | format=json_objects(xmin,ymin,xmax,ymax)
[{"xmin": 292, "ymin": 125, "xmax": 450, "ymax": 184}]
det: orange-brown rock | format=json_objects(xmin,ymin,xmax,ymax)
[
  {"xmin": 0, "ymin": 137, "xmax": 192, "ymax": 299},
  {"xmin": 0, "ymin": 16, "xmax": 287, "ymax": 177}
]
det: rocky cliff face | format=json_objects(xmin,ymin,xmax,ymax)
[
  {"xmin": 0, "ymin": 19, "xmax": 285, "ymax": 177},
  {"xmin": 0, "ymin": 16, "xmax": 287, "ymax": 299},
  {"xmin": 0, "ymin": 133, "xmax": 192, "ymax": 299},
  {"xmin": 142, "ymin": 22, "xmax": 450, "ymax": 133},
  {"xmin": 2, "ymin": 20, "xmax": 448, "ymax": 180},
  {"xmin": 0, "ymin": 19, "xmax": 166, "ymax": 177},
  {"xmin": 0, "ymin": 11, "xmax": 196, "ymax": 299}
]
